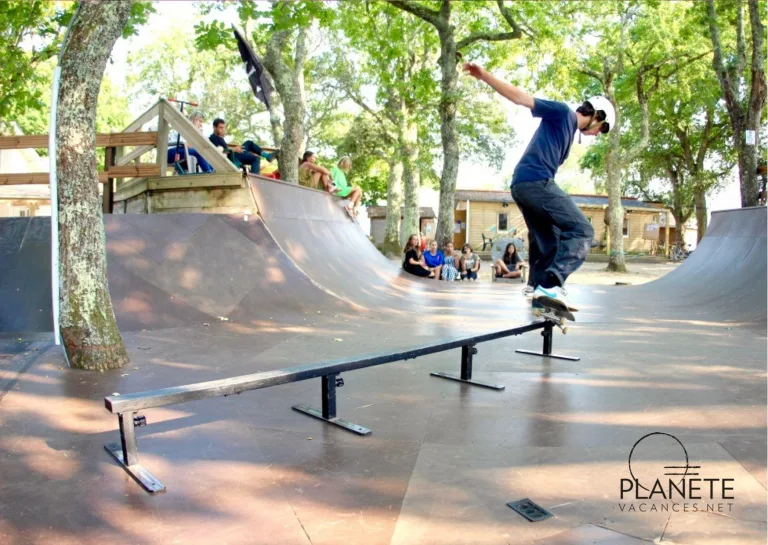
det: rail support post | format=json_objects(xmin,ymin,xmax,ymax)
[
  {"xmin": 430, "ymin": 343, "xmax": 506, "ymax": 390},
  {"xmin": 515, "ymin": 322, "xmax": 580, "ymax": 361},
  {"xmin": 104, "ymin": 412, "xmax": 165, "ymax": 494},
  {"xmin": 292, "ymin": 374, "xmax": 371, "ymax": 435}
]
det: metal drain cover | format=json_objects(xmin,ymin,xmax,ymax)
[{"xmin": 506, "ymin": 498, "xmax": 553, "ymax": 522}]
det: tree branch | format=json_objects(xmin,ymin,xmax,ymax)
[
  {"xmin": 695, "ymin": 108, "xmax": 714, "ymax": 171},
  {"xmin": 735, "ymin": 0, "xmax": 747, "ymax": 78},
  {"xmin": 579, "ymin": 68, "xmax": 604, "ymax": 85},
  {"xmin": 747, "ymin": 0, "xmax": 767, "ymax": 128},
  {"xmin": 457, "ymin": 31, "xmax": 519, "ymax": 50},
  {"xmin": 706, "ymin": 0, "xmax": 743, "ymax": 131},
  {"xmin": 385, "ymin": 0, "xmax": 441, "ymax": 28},
  {"xmin": 622, "ymin": 72, "xmax": 650, "ymax": 164},
  {"xmin": 457, "ymin": 0, "xmax": 522, "ymax": 50}
]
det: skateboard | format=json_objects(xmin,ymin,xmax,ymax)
[{"xmin": 532, "ymin": 297, "xmax": 575, "ymax": 334}]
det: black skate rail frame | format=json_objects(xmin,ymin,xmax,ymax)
[{"xmin": 104, "ymin": 320, "xmax": 578, "ymax": 494}]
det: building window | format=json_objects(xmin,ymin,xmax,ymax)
[
  {"xmin": 586, "ymin": 216, "xmax": 593, "ymax": 224},
  {"xmin": 17, "ymin": 208, "xmax": 30, "ymax": 217},
  {"xmin": 498, "ymin": 213, "xmax": 508, "ymax": 231},
  {"xmin": 623, "ymin": 218, "xmax": 629, "ymax": 237}
]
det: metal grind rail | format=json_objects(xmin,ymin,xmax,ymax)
[{"xmin": 104, "ymin": 320, "xmax": 579, "ymax": 493}]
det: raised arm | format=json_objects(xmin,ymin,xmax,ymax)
[{"xmin": 463, "ymin": 63, "xmax": 535, "ymax": 110}]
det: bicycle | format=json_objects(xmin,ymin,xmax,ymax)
[{"xmin": 669, "ymin": 241, "xmax": 690, "ymax": 263}]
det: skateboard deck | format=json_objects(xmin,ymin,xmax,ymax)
[{"xmin": 533, "ymin": 297, "xmax": 575, "ymax": 333}]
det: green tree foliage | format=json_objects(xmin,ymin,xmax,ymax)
[{"xmin": 0, "ymin": 0, "xmax": 152, "ymax": 133}]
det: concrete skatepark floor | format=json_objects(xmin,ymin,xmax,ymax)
[{"xmin": 0, "ymin": 180, "xmax": 765, "ymax": 545}]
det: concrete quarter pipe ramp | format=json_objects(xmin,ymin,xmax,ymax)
[
  {"xmin": 601, "ymin": 206, "xmax": 766, "ymax": 327},
  {"xmin": 0, "ymin": 176, "xmax": 765, "ymax": 334},
  {"xmin": 0, "ymin": 213, "xmax": 352, "ymax": 334}
]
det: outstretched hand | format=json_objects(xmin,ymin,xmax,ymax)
[{"xmin": 462, "ymin": 62, "xmax": 486, "ymax": 81}]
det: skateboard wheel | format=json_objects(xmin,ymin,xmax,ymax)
[
  {"xmin": 562, "ymin": 327, "xmax": 568, "ymax": 334},
  {"xmin": 534, "ymin": 309, "xmax": 542, "ymax": 317},
  {"xmin": 559, "ymin": 317, "xmax": 565, "ymax": 326}
]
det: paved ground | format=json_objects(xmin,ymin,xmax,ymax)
[{"xmin": 0, "ymin": 182, "xmax": 764, "ymax": 545}]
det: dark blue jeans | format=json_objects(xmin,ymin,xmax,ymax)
[
  {"xmin": 167, "ymin": 146, "xmax": 213, "ymax": 173},
  {"xmin": 511, "ymin": 179, "xmax": 594, "ymax": 288},
  {"xmin": 233, "ymin": 141, "xmax": 274, "ymax": 171}
]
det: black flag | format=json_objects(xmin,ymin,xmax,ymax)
[{"xmin": 233, "ymin": 26, "xmax": 274, "ymax": 110}]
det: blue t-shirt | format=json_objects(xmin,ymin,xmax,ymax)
[
  {"xmin": 423, "ymin": 250, "xmax": 444, "ymax": 268},
  {"xmin": 512, "ymin": 99, "xmax": 577, "ymax": 185}
]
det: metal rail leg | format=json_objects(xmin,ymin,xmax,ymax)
[
  {"xmin": 515, "ymin": 323, "xmax": 581, "ymax": 361},
  {"xmin": 104, "ymin": 412, "xmax": 165, "ymax": 493},
  {"xmin": 431, "ymin": 344, "xmax": 506, "ymax": 390},
  {"xmin": 293, "ymin": 374, "xmax": 371, "ymax": 435}
]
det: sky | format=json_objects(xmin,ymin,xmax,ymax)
[{"xmin": 104, "ymin": 0, "xmax": 743, "ymax": 213}]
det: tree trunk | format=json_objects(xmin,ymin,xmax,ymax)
[
  {"xmin": 435, "ymin": 26, "xmax": 459, "ymax": 248},
  {"xmin": 57, "ymin": 0, "xmax": 131, "ymax": 370},
  {"xmin": 671, "ymin": 210, "xmax": 687, "ymax": 243},
  {"xmin": 707, "ymin": 0, "xmax": 766, "ymax": 207},
  {"xmin": 400, "ymin": 112, "xmax": 420, "ymax": 245},
  {"xmin": 265, "ymin": 75, "xmax": 283, "ymax": 148},
  {"xmin": 738, "ymin": 138, "xmax": 762, "ymax": 207},
  {"xmin": 264, "ymin": 27, "xmax": 307, "ymax": 184},
  {"xmin": 694, "ymin": 187, "xmax": 708, "ymax": 243},
  {"xmin": 605, "ymin": 151, "xmax": 626, "ymax": 271},
  {"xmin": 382, "ymin": 158, "xmax": 403, "ymax": 257}
]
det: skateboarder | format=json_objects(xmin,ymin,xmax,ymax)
[{"xmin": 463, "ymin": 62, "xmax": 614, "ymax": 312}]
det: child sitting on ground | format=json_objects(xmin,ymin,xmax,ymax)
[
  {"xmin": 460, "ymin": 244, "xmax": 481, "ymax": 281},
  {"xmin": 402, "ymin": 234, "xmax": 434, "ymax": 278},
  {"xmin": 441, "ymin": 242, "xmax": 461, "ymax": 281},
  {"xmin": 494, "ymin": 242, "xmax": 523, "ymax": 279},
  {"xmin": 422, "ymin": 240, "xmax": 444, "ymax": 280}
]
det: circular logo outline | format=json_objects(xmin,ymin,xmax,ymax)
[{"xmin": 628, "ymin": 432, "xmax": 690, "ymax": 493}]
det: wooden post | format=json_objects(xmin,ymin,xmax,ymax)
[
  {"xmin": 465, "ymin": 200, "xmax": 470, "ymax": 245},
  {"xmin": 664, "ymin": 211, "xmax": 670, "ymax": 257},
  {"xmin": 103, "ymin": 146, "xmax": 116, "ymax": 214},
  {"xmin": 113, "ymin": 147, "xmax": 123, "ymax": 192},
  {"xmin": 157, "ymin": 103, "xmax": 168, "ymax": 177}
]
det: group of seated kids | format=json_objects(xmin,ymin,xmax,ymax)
[
  {"xmin": 166, "ymin": 111, "xmax": 364, "ymax": 217},
  {"xmin": 402, "ymin": 237, "xmax": 525, "ymax": 282},
  {"xmin": 298, "ymin": 152, "xmax": 363, "ymax": 217}
]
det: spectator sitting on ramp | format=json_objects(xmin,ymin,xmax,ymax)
[
  {"xmin": 209, "ymin": 118, "xmax": 276, "ymax": 173},
  {"xmin": 299, "ymin": 151, "xmax": 334, "ymax": 192},
  {"xmin": 330, "ymin": 157, "xmax": 363, "ymax": 217},
  {"xmin": 403, "ymin": 234, "xmax": 435, "ymax": 278},
  {"xmin": 463, "ymin": 62, "xmax": 614, "ymax": 311},
  {"xmin": 166, "ymin": 111, "xmax": 214, "ymax": 173}
]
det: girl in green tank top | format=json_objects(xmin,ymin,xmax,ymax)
[{"xmin": 330, "ymin": 157, "xmax": 363, "ymax": 217}]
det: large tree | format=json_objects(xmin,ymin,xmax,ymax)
[
  {"xmin": 56, "ymin": 0, "xmax": 133, "ymax": 370},
  {"xmin": 335, "ymin": 1, "xmax": 438, "ymax": 254},
  {"xmin": 386, "ymin": 0, "xmax": 526, "ymax": 247},
  {"xmin": 580, "ymin": 3, "xmax": 732, "ymax": 246},
  {"xmin": 548, "ymin": 2, "xmax": 706, "ymax": 271},
  {"xmin": 705, "ymin": 0, "xmax": 766, "ymax": 207},
  {"xmin": 196, "ymin": 1, "xmax": 332, "ymax": 183}
]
